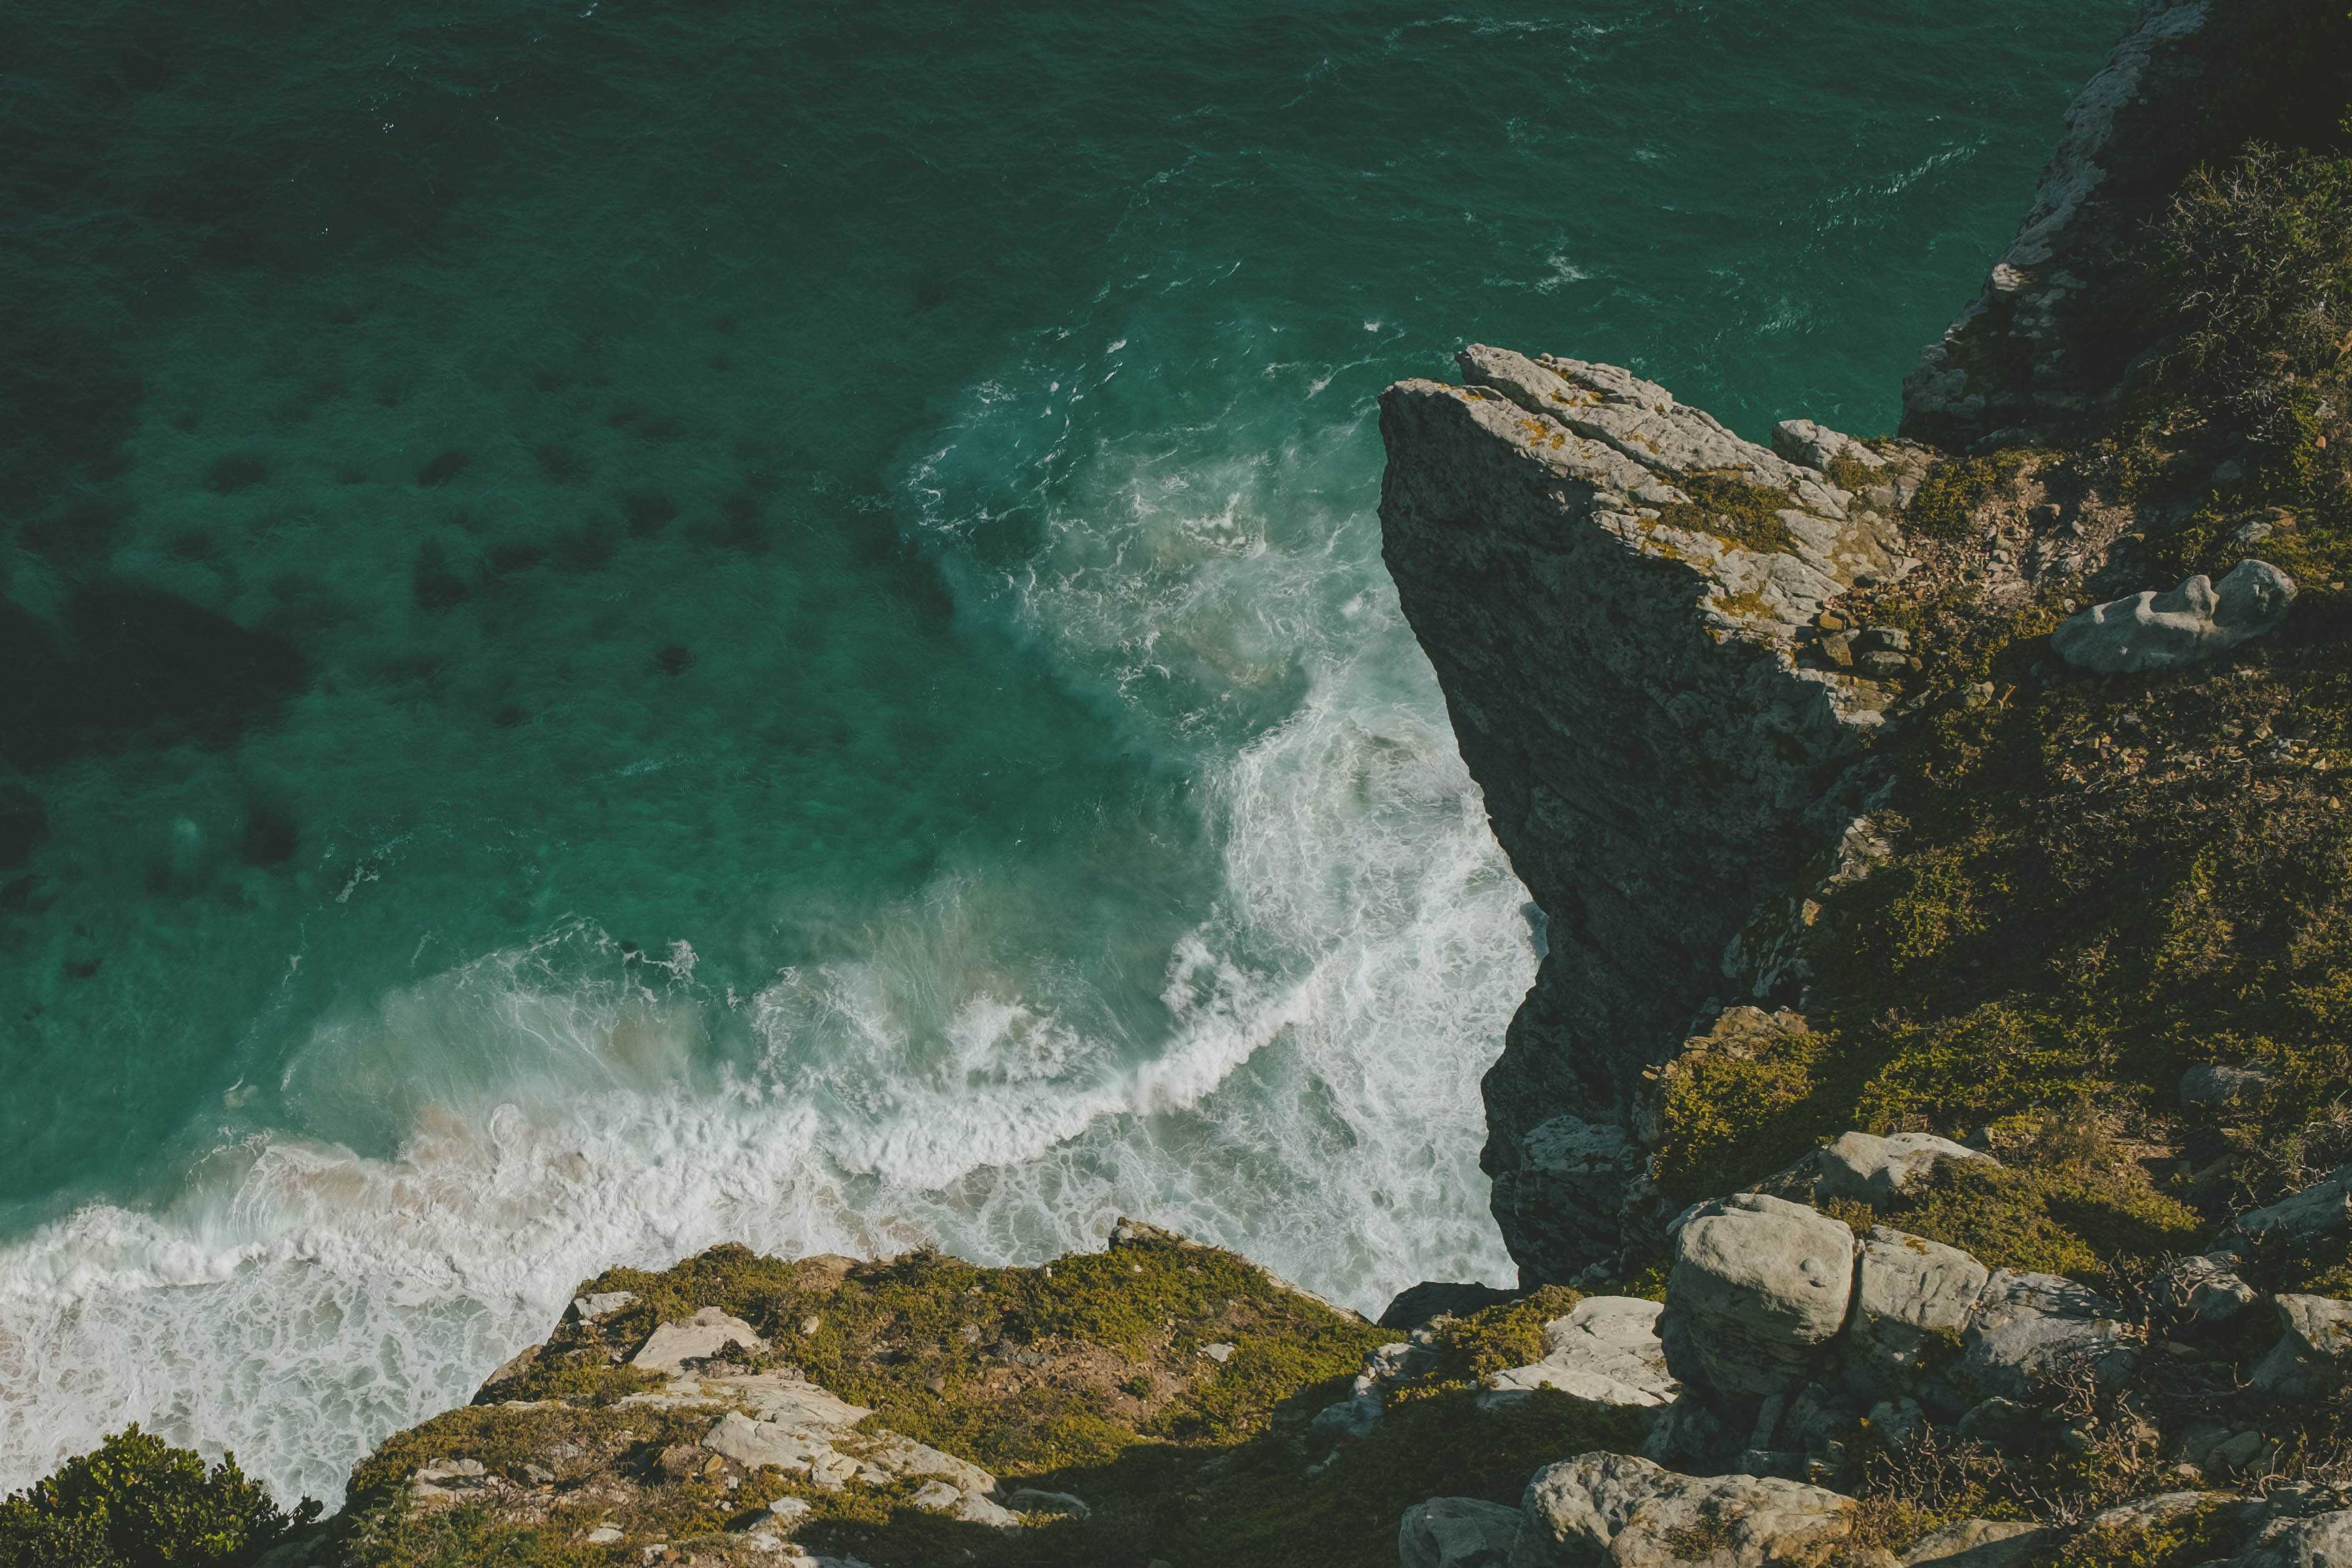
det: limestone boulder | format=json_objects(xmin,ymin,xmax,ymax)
[
  {"xmin": 2250, "ymin": 1294, "xmax": 2352, "ymax": 1398},
  {"xmin": 1660, "ymin": 1195, "xmax": 1857, "ymax": 1396},
  {"xmin": 2224, "ymin": 1508, "xmax": 2352, "ymax": 1567},
  {"xmin": 1510, "ymin": 1451, "xmax": 1856, "ymax": 1568},
  {"xmin": 1900, "ymin": 1519, "xmax": 2055, "ymax": 1566},
  {"xmin": 2180, "ymin": 1063, "xmax": 2273, "ymax": 1108},
  {"xmin": 568, "ymin": 1290, "xmax": 636, "ymax": 1323},
  {"xmin": 1841, "ymin": 1227, "xmax": 1990, "ymax": 1414},
  {"xmin": 2050, "ymin": 560, "xmax": 2295, "ymax": 674},
  {"xmin": 1481, "ymin": 1296, "xmax": 1678, "ymax": 1412},
  {"xmin": 1955, "ymin": 1270, "xmax": 2137, "ymax": 1403},
  {"xmin": 1400, "ymin": 1497, "xmax": 1521, "ymax": 1567},
  {"xmin": 1807, "ymin": 1133, "xmax": 1992, "ymax": 1208},
  {"xmin": 909, "ymin": 1479, "xmax": 1017, "ymax": 1527},
  {"xmin": 692, "ymin": 1370, "xmax": 1002, "ymax": 1507},
  {"xmin": 631, "ymin": 1306, "xmax": 767, "ymax": 1374},
  {"xmin": 2228, "ymin": 1165, "xmax": 2352, "ymax": 1254}
]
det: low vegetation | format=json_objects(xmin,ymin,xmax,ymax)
[{"xmin": 0, "ymin": 1428, "xmax": 318, "ymax": 1568}]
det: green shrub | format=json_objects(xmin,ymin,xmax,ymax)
[
  {"xmin": 1656, "ymin": 471, "xmax": 1801, "ymax": 555},
  {"xmin": 2147, "ymin": 145, "xmax": 2352, "ymax": 499},
  {"xmin": 1903, "ymin": 451, "xmax": 2027, "ymax": 541},
  {"xmin": 1882, "ymin": 1154, "xmax": 2203, "ymax": 1285},
  {"xmin": 0, "ymin": 1428, "xmax": 317, "ymax": 1568},
  {"xmin": 1653, "ymin": 1023, "xmax": 1831, "ymax": 1206},
  {"xmin": 1415, "ymin": 1286, "xmax": 1585, "ymax": 1387}
]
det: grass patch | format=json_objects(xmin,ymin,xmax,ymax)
[{"xmin": 1656, "ymin": 471, "xmax": 1802, "ymax": 555}]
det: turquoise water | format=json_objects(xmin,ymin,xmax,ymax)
[{"xmin": 0, "ymin": 0, "xmax": 2125, "ymax": 1502}]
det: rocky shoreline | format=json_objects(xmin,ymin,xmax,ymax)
[{"xmin": 13, "ymin": 1, "xmax": 2352, "ymax": 1564}]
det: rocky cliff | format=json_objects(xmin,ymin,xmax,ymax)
[
  {"xmin": 14, "ymin": 3, "xmax": 2352, "ymax": 1566},
  {"xmin": 1378, "ymin": 352, "xmax": 1925, "ymax": 1284},
  {"xmin": 1376, "ymin": 0, "xmax": 2306, "ymax": 1292}
]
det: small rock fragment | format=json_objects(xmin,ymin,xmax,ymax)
[{"xmin": 1397, "ymin": 1496, "xmax": 1519, "ymax": 1567}]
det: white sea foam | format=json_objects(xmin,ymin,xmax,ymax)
[{"xmin": 0, "ymin": 298, "xmax": 1529, "ymax": 1506}]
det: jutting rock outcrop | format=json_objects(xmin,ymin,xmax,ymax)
[{"xmin": 1380, "ymin": 349, "xmax": 1925, "ymax": 1283}]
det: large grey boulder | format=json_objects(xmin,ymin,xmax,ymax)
[
  {"xmin": 1900, "ymin": 1519, "xmax": 2056, "ymax": 1566},
  {"xmin": 1400, "ymin": 1497, "xmax": 1522, "ymax": 1567},
  {"xmin": 2250, "ymin": 1294, "xmax": 2352, "ymax": 1398},
  {"xmin": 1660, "ymin": 1195, "xmax": 1857, "ymax": 1396},
  {"xmin": 1482, "ymin": 1296, "xmax": 1678, "ymax": 1411},
  {"xmin": 1806, "ymin": 1132, "xmax": 1992, "ymax": 1208},
  {"xmin": 1510, "ymin": 1451, "xmax": 1857, "ymax": 1567},
  {"xmin": 568, "ymin": 1290, "xmax": 636, "ymax": 1323},
  {"xmin": 1841, "ymin": 1228, "xmax": 1990, "ymax": 1414},
  {"xmin": 1957, "ymin": 1271, "xmax": 2137, "ymax": 1403},
  {"xmin": 631, "ymin": 1306, "xmax": 767, "ymax": 1373},
  {"xmin": 2228, "ymin": 1165, "xmax": 2352, "ymax": 1253},
  {"xmin": 2049, "ymin": 560, "xmax": 2295, "ymax": 674},
  {"xmin": 2225, "ymin": 1508, "xmax": 2352, "ymax": 1567},
  {"xmin": 2152, "ymin": 1253, "xmax": 2261, "ymax": 1327}
]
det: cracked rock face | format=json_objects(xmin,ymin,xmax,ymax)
[
  {"xmin": 1510, "ymin": 1451, "xmax": 1857, "ymax": 1568},
  {"xmin": 1481, "ymin": 1296, "xmax": 1679, "ymax": 1412},
  {"xmin": 1380, "ymin": 348, "xmax": 1906, "ymax": 1282}
]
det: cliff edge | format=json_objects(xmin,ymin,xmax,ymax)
[{"xmin": 1378, "ymin": 350, "xmax": 1924, "ymax": 1283}]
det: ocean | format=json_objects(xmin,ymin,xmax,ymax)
[{"xmin": 0, "ymin": 0, "xmax": 2127, "ymax": 1504}]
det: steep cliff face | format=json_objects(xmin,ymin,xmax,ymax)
[
  {"xmin": 1899, "ymin": 0, "xmax": 2220, "ymax": 448},
  {"xmin": 1377, "ymin": 348, "xmax": 1921, "ymax": 1284}
]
